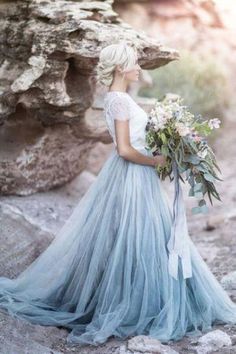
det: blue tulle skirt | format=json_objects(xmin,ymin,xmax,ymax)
[{"xmin": 0, "ymin": 147, "xmax": 236, "ymax": 346}]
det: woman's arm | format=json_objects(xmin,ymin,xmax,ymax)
[{"xmin": 114, "ymin": 119, "xmax": 166, "ymax": 167}]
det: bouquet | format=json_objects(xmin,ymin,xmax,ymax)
[{"xmin": 145, "ymin": 95, "xmax": 222, "ymax": 214}]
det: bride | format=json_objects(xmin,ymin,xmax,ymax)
[{"xmin": 0, "ymin": 40, "xmax": 236, "ymax": 347}]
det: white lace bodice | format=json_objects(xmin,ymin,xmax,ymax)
[{"xmin": 103, "ymin": 91, "xmax": 149, "ymax": 153}]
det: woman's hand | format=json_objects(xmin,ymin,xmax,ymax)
[{"xmin": 152, "ymin": 155, "xmax": 166, "ymax": 168}]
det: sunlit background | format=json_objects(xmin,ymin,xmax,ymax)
[{"xmin": 114, "ymin": 0, "xmax": 236, "ymax": 117}]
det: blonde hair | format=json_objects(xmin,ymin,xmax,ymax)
[{"xmin": 95, "ymin": 41, "xmax": 138, "ymax": 87}]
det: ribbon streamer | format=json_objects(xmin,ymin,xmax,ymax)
[{"xmin": 167, "ymin": 161, "xmax": 193, "ymax": 280}]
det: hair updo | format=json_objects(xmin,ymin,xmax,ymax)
[{"xmin": 95, "ymin": 40, "xmax": 138, "ymax": 87}]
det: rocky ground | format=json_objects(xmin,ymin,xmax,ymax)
[{"xmin": 1, "ymin": 106, "xmax": 236, "ymax": 353}]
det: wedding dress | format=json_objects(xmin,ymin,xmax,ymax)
[{"xmin": 0, "ymin": 91, "xmax": 236, "ymax": 347}]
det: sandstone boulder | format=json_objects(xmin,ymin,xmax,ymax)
[{"xmin": 0, "ymin": 0, "xmax": 178, "ymax": 195}]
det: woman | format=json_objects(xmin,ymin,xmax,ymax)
[{"xmin": 0, "ymin": 41, "xmax": 236, "ymax": 347}]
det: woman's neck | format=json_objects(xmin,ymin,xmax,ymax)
[{"xmin": 109, "ymin": 80, "xmax": 128, "ymax": 93}]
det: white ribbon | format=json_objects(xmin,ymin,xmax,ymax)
[{"xmin": 167, "ymin": 161, "xmax": 193, "ymax": 280}]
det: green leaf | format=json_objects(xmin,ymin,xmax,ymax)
[
  {"xmin": 183, "ymin": 155, "xmax": 200, "ymax": 165},
  {"xmin": 194, "ymin": 192, "xmax": 204, "ymax": 199},
  {"xmin": 161, "ymin": 145, "xmax": 169, "ymax": 156},
  {"xmin": 199, "ymin": 199, "xmax": 206, "ymax": 207},
  {"xmin": 192, "ymin": 204, "xmax": 208, "ymax": 214},
  {"xmin": 189, "ymin": 187, "xmax": 194, "ymax": 197},
  {"xmin": 194, "ymin": 183, "xmax": 202, "ymax": 192},
  {"xmin": 203, "ymin": 173, "xmax": 215, "ymax": 182},
  {"xmin": 207, "ymin": 190, "xmax": 213, "ymax": 205},
  {"xmin": 192, "ymin": 206, "xmax": 201, "ymax": 214},
  {"xmin": 186, "ymin": 168, "xmax": 191, "ymax": 179},
  {"xmin": 200, "ymin": 204, "xmax": 209, "ymax": 214},
  {"xmin": 160, "ymin": 133, "xmax": 167, "ymax": 144}
]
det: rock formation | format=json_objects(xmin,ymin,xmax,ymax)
[{"xmin": 0, "ymin": 0, "xmax": 178, "ymax": 195}]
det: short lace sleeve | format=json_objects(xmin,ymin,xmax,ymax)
[{"xmin": 108, "ymin": 94, "xmax": 131, "ymax": 121}]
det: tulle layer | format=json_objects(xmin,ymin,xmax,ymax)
[{"xmin": 0, "ymin": 147, "xmax": 236, "ymax": 346}]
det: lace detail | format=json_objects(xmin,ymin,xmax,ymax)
[
  {"xmin": 103, "ymin": 91, "xmax": 149, "ymax": 152},
  {"xmin": 106, "ymin": 92, "xmax": 131, "ymax": 121}
]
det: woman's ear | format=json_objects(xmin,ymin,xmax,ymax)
[{"xmin": 116, "ymin": 65, "xmax": 123, "ymax": 73}]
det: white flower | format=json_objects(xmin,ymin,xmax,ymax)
[
  {"xmin": 175, "ymin": 122, "xmax": 191, "ymax": 137},
  {"xmin": 150, "ymin": 116, "xmax": 157, "ymax": 124},
  {"xmin": 153, "ymin": 123, "xmax": 160, "ymax": 131},
  {"xmin": 164, "ymin": 110, "xmax": 173, "ymax": 120},
  {"xmin": 152, "ymin": 120, "xmax": 166, "ymax": 132},
  {"xmin": 154, "ymin": 105, "xmax": 172, "ymax": 123},
  {"xmin": 208, "ymin": 118, "xmax": 221, "ymax": 129}
]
